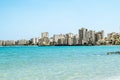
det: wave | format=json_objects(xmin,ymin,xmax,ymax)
[{"xmin": 104, "ymin": 76, "xmax": 120, "ymax": 80}]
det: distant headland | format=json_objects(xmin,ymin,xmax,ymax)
[{"xmin": 0, "ymin": 27, "xmax": 120, "ymax": 46}]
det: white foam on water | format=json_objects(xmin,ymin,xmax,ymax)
[{"xmin": 103, "ymin": 76, "xmax": 120, "ymax": 80}]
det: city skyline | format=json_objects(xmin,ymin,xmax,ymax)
[
  {"xmin": 0, "ymin": 27, "xmax": 119, "ymax": 40},
  {"xmin": 0, "ymin": 27, "xmax": 120, "ymax": 46},
  {"xmin": 0, "ymin": 0, "xmax": 120, "ymax": 40}
]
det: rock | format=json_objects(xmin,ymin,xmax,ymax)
[{"xmin": 107, "ymin": 51, "xmax": 120, "ymax": 55}]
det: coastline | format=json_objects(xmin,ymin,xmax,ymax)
[{"xmin": 0, "ymin": 45, "xmax": 120, "ymax": 47}]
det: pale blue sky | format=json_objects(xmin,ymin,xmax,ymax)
[{"xmin": 0, "ymin": 0, "xmax": 120, "ymax": 40}]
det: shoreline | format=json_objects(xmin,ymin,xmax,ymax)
[{"xmin": 0, "ymin": 45, "xmax": 120, "ymax": 47}]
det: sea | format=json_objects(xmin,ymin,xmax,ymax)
[{"xmin": 0, "ymin": 46, "xmax": 120, "ymax": 80}]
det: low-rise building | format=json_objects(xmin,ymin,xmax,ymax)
[
  {"xmin": 5, "ymin": 40, "xmax": 15, "ymax": 46},
  {"xmin": 106, "ymin": 32, "xmax": 120, "ymax": 45},
  {"xmin": 16, "ymin": 39, "xmax": 27, "ymax": 45},
  {"xmin": 0, "ymin": 40, "xmax": 2, "ymax": 46},
  {"xmin": 38, "ymin": 37, "xmax": 50, "ymax": 46},
  {"xmin": 2, "ymin": 41, "xmax": 5, "ymax": 46},
  {"xmin": 31, "ymin": 37, "xmax": 39, "ymax": 45}
]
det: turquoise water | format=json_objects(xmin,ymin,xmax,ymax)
[{"xmin": 0, "ymin": 46, "xmax": 120, "ymax": 80}]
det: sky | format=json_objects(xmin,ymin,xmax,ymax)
[{"xmin": 0, "ymin": 0, "xmax": 120, "ymax": 40}]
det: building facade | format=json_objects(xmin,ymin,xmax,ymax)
[
  {"xmin": 41, "ymin": 32, "xmax": 49, "ymax": 38},
  {"xmin": 88, "ymin": 30, "xmax": 95, "ymax": 45},
  {"xmin": 79, "ymin": 28, "xmax": 88, "ymax": 45}
]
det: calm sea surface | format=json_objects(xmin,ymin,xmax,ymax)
[{"xmin": 0, "ymin": 46, "xmax": 120, "ymax": 80}]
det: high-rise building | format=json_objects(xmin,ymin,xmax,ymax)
[
  {"xmin": 63, "ymin": 37, "xmax": 67, "ymax": 45},
  {"xmin": 38, "ymin": 37, "xmax": 50, "ymax": 46},
  {"xmin": 53, "ymin": 35, "xmax": 60, "ymax": 43},
  {"xmin": 39, "ymin": 32, "xmax": 50, "ymax": 45},
  {"xmin": 73, "ymin": 34, "xmax": 79, "ymax": 45},
  {"xmin": 66, "ymin": 33, "xmax": 74, "ymax": 45},
  {"xmin": 95, "ymin": 30, "xmax": 105, "ymax": 45},
  {"xmin": 41, "ymin": 32, "xmax": 49, "ymax": 38},
  {"xmin": 53, "ymin": 34, "xmax": 66, "ymax": 45},
  {"xmin": 58, "ymin": 38, "xmax": 65, "ymax": 45},
  {"xmin": 100, "ymin": 30, "xmax": 104, "ymax": 40},
  {"xmin": 88, "ymin": 30, "xmax": 95, "ymax": 45},
  {"xmin": 95, "ymin": 30, "xmax": 104, "ymax": 42},
  {"xmin": 79, "ymin": 28, "xmax": 88, "ymax": 45}
]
